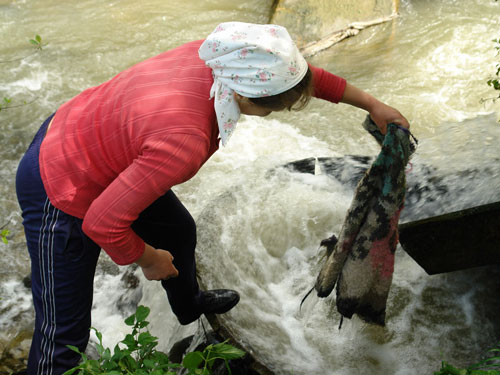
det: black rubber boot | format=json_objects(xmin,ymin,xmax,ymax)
[{"xmin": 177, "ymin": 289, "xmax": 240, "ymax": 325}]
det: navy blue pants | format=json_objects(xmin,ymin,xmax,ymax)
[{"xmin": 16, "ymin": 114, "xmax": 200, "ymax": 375}]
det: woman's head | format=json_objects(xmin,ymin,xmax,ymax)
[
  {"xmin": 199, "ymin": 22, "xmax": 310, "ymax": 145},
  {"xmin": 247, "ymin": 67, "xmax": 313, "ymax": 112},
  {"xmin": 235, "ymin": 67, "xmax": 313, "ymax": 116}
]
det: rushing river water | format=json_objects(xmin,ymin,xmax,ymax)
[{"xmin": 1, "ymin": 0, "xmax": 500, "ymax": 374}]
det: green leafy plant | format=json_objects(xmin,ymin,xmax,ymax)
[
  {"xmin": 1, "ymin": 35, "xmax": 44, "ymax": 110},
  {"xmin": 182, "ymin": 340, "xmax": 246, "ymax": 375},
  {"xmin": 0, "ymin": 96, "xmax": 36, "ymax": 112},
  {"xmin": 1, "ymin": 33, "xmax": 44, "ymax": 63},
  {"xmin": 0, "ymin": 229, "xmax": 9, "ymax": 244},
  {"xmin": 0, "ymin": 97, "xmax": 12, "ymax": 111},
  {"xmin": 0, "ymin": 222, "xmax": 9, "ymax": 244},
  {"xmin": 435, "ymin": 343, "xmax": 500, "ymax": 375},
  {"xmin": 487, "ymin": 38, "xmax": 500, "ymax": 99},
  {"xmin": 64, "ymin": 305, "xmax": 245, "ymax": 375},
  {"xmin": 29, "ymin": 34, "xmax": 44, "ymax": 50}
]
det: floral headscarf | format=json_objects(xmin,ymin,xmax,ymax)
[{"xmin": 198, "ymin": 22, "xmax": 308, "ymax": 146}]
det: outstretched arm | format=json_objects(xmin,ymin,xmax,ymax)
[
  {"xmin": 340, "ymin": 82, "xmax": 410, "ymax": 134},
  {"xmin": 309, "ymin": 65, "xmax": 409, "ymax": 134}
]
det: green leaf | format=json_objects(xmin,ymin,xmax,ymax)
[
  {"xmin": 124, "ymin": 314, "xmax": 135, "ymax": 326},
  {"xmin": 150, "ymin": 350, "xmax": 169, "ymax": 362},
  {"xmin": 92, "ymin": 327, "xmax": 103, "ymax": 343},
  {"xmin": 102, "ymin": 347, "xmax": 112, "ymax": 361},
  {"xmin": 437, "ymin": 362, "xmax": 465, "ymax": 375},
  {"xmin": 182, "ymin": 351, "xmax": 204, "ymax": 369},
  {"xmin": 142, "ymin": 359, "xmax": 156, "ymax": 369},
  {"xmin": 135, "ymin": 305, "xmax": 150, "ymax": 323},
  {"xmin": 87, "ymin": 359, "xmax": 102, "ymax": 372},
  {"xmin": 136, "ymin": 320, "xmax": 150, "ymax": 329},
  {"xmin": 102, "ymin": 360, "xmax": 119, "ymax": 372},
  {"xmin": 36, "ymin": 34, "xmax": 42, "ymax": 42},
  {"xmin": 66, "ymin": 345, "xmax": 83, "ymax": 355},
  {"xmin": 121, "ymin": 334, "xmax": 138, "ymax": 350},
  {"xmin": 111, "ymin": 345, "xmax": 125, "ymax": 361},
  {"xmin": 211, "ymin": 343, "xmax": 245, "ymax": 360},
  {"xmin": 119, "ymin": 355, "xmax": 138, "ymax": 371},
  {"xmin": 62, "ymin": 367, "xmax": 78, "ymax": 375},
  {"xmin": 138, "ymin": 331, "xmax": 157, "ymax": 345}
]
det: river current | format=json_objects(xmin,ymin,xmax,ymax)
[{"xmin": 1, "ymin": 0, "xmax": 500, "ymax": 374}]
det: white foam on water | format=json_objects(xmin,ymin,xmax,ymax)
[
  {"xmin": 90, "ymin": 272, "xmax": 132, "ymax": 348},
  {"xmin": 0, "ymin": 279, "xmax": 33, "ymax": 339},
  {"xmin": 3, "ymin": 61, "xmax": 48, "ymax": 92}
]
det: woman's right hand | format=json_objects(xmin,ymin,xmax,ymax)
[{"xmin": 135, "ymin": 243, "xmax": 179, "ymax": 281}]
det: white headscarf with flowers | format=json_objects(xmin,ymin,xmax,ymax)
[{"xmin": 198, "ymin": 22, "xmax": 308, "ymax": 146}]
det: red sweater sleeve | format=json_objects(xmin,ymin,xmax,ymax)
[
  {"xmin": 309, "ymin": 64, "xmax": 347, "ymax": 103},
  {"xmin": 82, "ymin": 132, "xmax": 209, "ymax": 265}
]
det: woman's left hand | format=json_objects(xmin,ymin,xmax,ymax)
[{"xmin": 369, "ymin": 101, "xmax": 410, "ymax": 135}]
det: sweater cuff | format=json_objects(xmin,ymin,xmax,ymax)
[{"xmin": 105, "ymin": 239, "xmax": 146, "ymax": 266}]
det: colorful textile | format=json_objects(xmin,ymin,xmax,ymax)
[
  {"xmin": 199, "ymin": 22, "xmax": 308, "ymax": 145},
  {"xmin": 315, "ymin": 116, "xmax": 416, "ymax": 326}
]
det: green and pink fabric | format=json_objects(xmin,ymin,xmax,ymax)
[{"xmin": 315, "ymin": 116, "xmax": 416, "ymax": 326}]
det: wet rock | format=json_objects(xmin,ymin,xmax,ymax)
[
  {"xmin": 120, "ymin": 264, "xmax": 140, "ymax": 288},
  {"xmin": 84, "ymin": 339, "xmax": 100, "ymax": 361},
  {"xmin": 95, "ymin": 254, "xmax": 120, "ymax": 276},
  {"xmin": 116, "ymin": 266, "xmax": 143, "ymax": 316},
  {"xmin": 22, "ymin": 275, "xmax": 31, "ymax": 289},
  {"xmin": 0, "ymin": 325, "xmax": 32, "ymax": 375},
  {"xmin": 168, "ymin": 335, "xmax": 194, "ymax": 364}
]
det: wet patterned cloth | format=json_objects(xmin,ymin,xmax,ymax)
[
  {"xmin": 315, "ymin": 116, "xmax": 416, "ymax": 326},
  {"xmin": 198, "ymin": 22, "xmax": 308, "ymax": 146}
]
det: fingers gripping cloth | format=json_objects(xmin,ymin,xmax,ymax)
[
  {"xmin": 198, "ymin": 22, "xmax": 308, "ymax": 146},
  {"xmin": 315, "ymin": 116, "xmax": 416, "ymax": 326}
]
